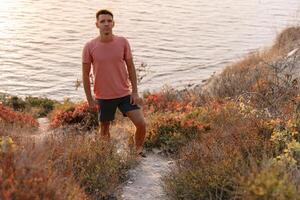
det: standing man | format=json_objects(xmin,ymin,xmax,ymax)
[{"xmin": 82, "ymin": 9, "xmax": 146, "ymax": 156}]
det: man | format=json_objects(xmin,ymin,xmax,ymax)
[{"xmin": 82, "ymin": 9, "xmax": 146, "ymax": 156}]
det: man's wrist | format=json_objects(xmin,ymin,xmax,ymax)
[{"xmin": 87, "ymin": 96, "xmax": 94, "ymax": 102}]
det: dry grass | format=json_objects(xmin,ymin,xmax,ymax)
[
  {"xmin": 0, "ymin": 138, "xmax": 88, "ymax": 200},
  {"xmin": 203, "ymin": 26, "xmax": 300, "ymax": 117},
  {"xmin": 50, "ymin": 135, "xmax": 136, "ymax": 199},
  {"xmin": 0, "ymin": 124, "xmax": 136, "ymax": 200}
]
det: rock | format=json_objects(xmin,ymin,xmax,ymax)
[
  {"xmin": 128, "ymin": 181, "xmax": 133, "ymax": 185},
  {"xmin": 167, "ymin": 161, "xmax": 174, "ymax": 165},
  {"xmin": 152, "ymin": 148, "xmax": 162, "ymax": 154}
]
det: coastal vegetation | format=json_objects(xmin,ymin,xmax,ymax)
[
  {"xmin": 1, "ymin": 26, "xmax": 300, "ymax": 199},
  {"xmin": 0, "ymin": 98, "xmax": 136, "ymax": 199},
  {"xmin": 158, "ymin": 26, "xmax": 300, "ymax": 200}
]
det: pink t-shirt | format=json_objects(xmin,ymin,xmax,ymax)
[{"xmin": 82, "ymin": 35, "xmax": 132, "ymax": 99}]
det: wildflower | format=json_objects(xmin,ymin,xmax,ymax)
[{"xmin": 0, "ymin": 136, "xmax": 16, "ymax": 153}]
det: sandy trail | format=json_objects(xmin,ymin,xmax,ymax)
[
  {"xmin": 31, "ymin": 117, "xmax": 52, "ymax": 141},
  {"xmin": 121, "ymin": 153, "xmax": 172, "ymax": 200},
  {"xmin": 110, "ymin": 123, "xmax": 173, "ymax": 200}
]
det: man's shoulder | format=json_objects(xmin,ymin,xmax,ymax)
[
  {"xmin": 114, "ymin": 35, "xmax": 129, "ymax": 43},
  {"xmin": 84, "ymin": 37, "xmax": 99, "ymax": 48}
]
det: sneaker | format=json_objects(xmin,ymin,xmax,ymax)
[{"xmin": 138, "ymin": 150, "xmax": 147, "ymax": 158}]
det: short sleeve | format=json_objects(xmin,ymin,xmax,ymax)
[
  {"xmin": 82, "ymin": 42, "xmax": 92, "ymax": 63},
  {"xmin": 124, "ymin": 38, "xmax": 133, "ymax": 60}
]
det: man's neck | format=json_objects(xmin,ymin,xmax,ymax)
[{"xmin": 100, "ymin": 34, "xmax": 114, "ymax": 42}]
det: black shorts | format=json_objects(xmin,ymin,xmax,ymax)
[{"xmin": 96, "ymin": 95, "xmax": 140, "ymax": 122}]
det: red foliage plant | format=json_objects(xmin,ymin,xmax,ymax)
[
  {"xmin": 49, "ymin": 102, "xmax": 98, "ymax": 130},
  {"xmin": 0, "ymin": 103, "xmax": 38, "ymax": 128},
  {"xmin": 144, "ymin": 93, "xmax": 193, "ymax": 113}
]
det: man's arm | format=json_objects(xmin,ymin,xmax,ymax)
[
  {"xmin": 126, "ymin": 58, "xmax": 138, "ymax": 93},
  {"xmin": 125, "ymin": 58, "xmax": 140, "ymax": 105},
  {"xmin": 82, "ymin": 62, "xmax": 96, "ymax": 107}
]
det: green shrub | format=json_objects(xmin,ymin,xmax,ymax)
[
  {"xmin": 145, "ymin": 113, "xmax": 202, "ymax": 155},
  {"xmin": 162, "ymin": 100, "xmax": 271, "ymax": 199},
  {"xmin": 0, "ymin": 95, "xmax": 26, "ymax": 111},
  {"xmin": 0, "ymin": 93, "xmax": 58, "ymax": 118},
  {"xmin": 163, "ymin": 140, "xmax": 243, "ymax": 200},
  {"xmin": 236, "ymin": 164, "xmax": 300, "ymax": 200},
  {"xmin": 24, "ymin": 96, "xmax": 57, "ymax": 117},
  {"xmin": 55, "ymin": 136, "xmax": 135, "ymax": 199}
]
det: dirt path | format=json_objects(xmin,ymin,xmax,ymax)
[
  {"xmin": 31, "ymin": 117, "xmax": 52, "ymax": 141},
  {"xmin": 121, "ymin": 153, "xmax": 173, "ymax": 200},
  {"xmin": 110, "ymin": 123, "xmax": 173, "ymax": 200}
]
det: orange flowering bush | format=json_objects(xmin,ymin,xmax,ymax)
[
  {"xmin": 49, "ymin": 102, "xmax": 98, "ymax": 131},
  {"xmin": 143, "ymin": 92, "xmax": 193, "ymax": 113},
  {"xmin": 0, "ymin": 103, "xmax": 38, "ymax": 128}
]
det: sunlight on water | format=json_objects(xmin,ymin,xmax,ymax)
[
  {"xmin": 0, "ymin": 0, "xmax": 299, "ymax": 100},
  {"xmin": 0, "ymin": 0, "xmax": 17, "ymax": 39}
]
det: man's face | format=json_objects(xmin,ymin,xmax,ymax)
[{"xmin": 96, "ymin": 14, "xmax": 114, "ymax": 36}]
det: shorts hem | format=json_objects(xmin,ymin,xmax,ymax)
[{"xmin": 122, "ymin": 106, "xmax": 140, "ymax": 116}]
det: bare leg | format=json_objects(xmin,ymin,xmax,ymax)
[
  {"xmin": 126, "ymin": 109, "xmax": 146, "ymax": 154},
  {"xmin": 100, "ymin": 121, "xmax": 111, "ymax": 141}
]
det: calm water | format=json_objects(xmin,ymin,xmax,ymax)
[{"xmin": 0, "ymin": 0, "xmax": 299, "ymax": 100}]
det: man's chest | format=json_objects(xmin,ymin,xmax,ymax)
[{"xmin": 91, "ymin": 44, "xmax": 124, "ymax": 62}]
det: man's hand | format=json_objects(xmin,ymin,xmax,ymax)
[
  {"xmin": 88, "ymin": 98, "xmax": 98, "ymax": 109},
  {"xmin": 130, "ymin": 93, "xmax": 143, "ymax": 106}
]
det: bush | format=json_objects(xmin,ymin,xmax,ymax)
[
  {"xmin": 51, "ymin": 136, "xmax": 136, "ymax": 199},
  {"xmin": 0, "ymin": 103, "xmax": 38, "ymax": 133},
  {"xmin": 143, "ymin": 88, "xmax": 193, "ymax": 113},
  {"xmin": 0, "ymin": 93, "xmax": 58, "ymax": 118},
  {"xmin": 144, "ymin": 113, "xmax": 205, "ymax": 155},
  {"xmin": 0, "ymin": 132, "xmax": 136, "ymax": 200},
  {"xmin": 162, "ymin": 100, "xmax": 271, "ymax": 199},
  {"xmin": 49, "ymin": 102, "xmax": 98, "ymax": 131},
  {"xmin": 0, "ymin": 94, "xmax": 26, "ymax": 111},
  {"xmin": 0, "ymin": 137, "xmax": 87, "ymax": 200},
  {"xmin": 236, "ymin": 164, "xmax": 300, "ymax": 200},
  {"xmin": 163, "ymin": 141, "xmax": 243, "ymax": 200},
  {"xmin": 24, "ymin": 96, "xmax": 57, "ymax": 117}
]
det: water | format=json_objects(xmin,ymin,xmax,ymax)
[{"xmin": 0, "ymin": 0, "xmax": 299, "ymax": 100}]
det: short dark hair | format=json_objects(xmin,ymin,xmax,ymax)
[{"xmin": 96, "ymin": 9, "xmax": 113, "ymax": 20}]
